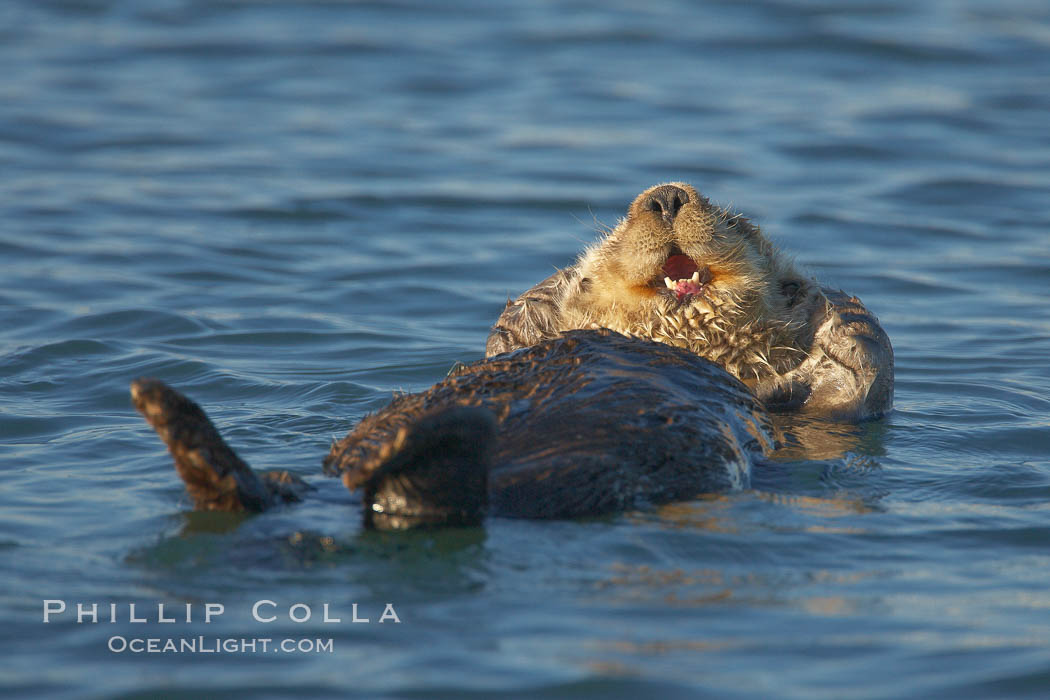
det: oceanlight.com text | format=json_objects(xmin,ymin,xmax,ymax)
[{"xmin": 107, "ymin": 636, "xmax": 334, "ymax": 654}]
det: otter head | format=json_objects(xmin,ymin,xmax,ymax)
[{"xmin": 560, "ymin": 182, "xmax": 814, "ymax": 382}]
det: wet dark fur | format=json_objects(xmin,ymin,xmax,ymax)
[
  {"xmin": 134, "ymin": 331, "xmax": 771, "ymax": 528},
  {"xmin": 131, "ymin": 379, "xmax": 310, "ymax": 511}
]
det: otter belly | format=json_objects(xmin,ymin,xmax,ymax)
[
  {"xmin": 326, "ymin": 330, "xmax": 773, "ymax": 527},
  {"xmin": 134, "ymin": 330, "xmax": 772, "ymax": 530}
]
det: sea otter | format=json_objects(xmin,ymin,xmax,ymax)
[
  {"xmin": 487, "ymin": 183, "xmax": 893, "ymax": 420},
  {"xmin": 131, "ymin": 183, "xmax": 892, "ymax": 529},
  {"xmin": 133, "ymin": 330, "xmax": 771, "ymax": 529}
]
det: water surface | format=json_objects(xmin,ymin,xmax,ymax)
[{"xmin": 2, "ymin": 1, "xmax": 1050, "ymax": 698}]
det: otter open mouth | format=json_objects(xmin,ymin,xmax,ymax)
[{"xmin": 657, "ymin": 249, "xmax": 713, "ymax": 302}]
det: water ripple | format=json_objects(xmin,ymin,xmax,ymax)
[{"xmin": 3, "ymin": 0, "xmax": 1050, "ymax": 697}]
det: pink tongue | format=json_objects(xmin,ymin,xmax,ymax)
[
  {"xmin": 663, "ymin": 254, "xmax": 698, "ymax": 280},
  {"xmin": 674, "ymin": 279, "xmax": 702, "ymax": 299}
]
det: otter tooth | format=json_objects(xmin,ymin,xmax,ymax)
[
  {"xmin": 664, "ymin": 276, "xmax": 675, "ymax": 289},
  {"xmin": 690, "ymin": 271, "xmax": 700, "ymax": 284}
]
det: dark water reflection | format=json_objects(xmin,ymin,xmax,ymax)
[{"xmin": 2, "ymin": 0, "xmax": 1050, "ymax": 697}]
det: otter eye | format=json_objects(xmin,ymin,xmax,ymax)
[{"xmin": 725, "ymin": 217, "xmax": 737, "ymax": 228}]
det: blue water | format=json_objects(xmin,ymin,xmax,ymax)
[{"xmin": 2, "ymin": 0, "xmax": 1049, "ymax": 697}]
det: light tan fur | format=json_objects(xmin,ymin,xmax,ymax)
[
  {"xmin": 486, "ymin": 182, "xmax": 893, "ymax": 420},
  {"xmin": 556, "ymin": 183, "xmax": 816, "ymax": 385}
]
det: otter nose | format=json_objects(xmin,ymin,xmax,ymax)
[{"xmin": 643, "ymin": 185, "xmax": 690, "ymax": 224}]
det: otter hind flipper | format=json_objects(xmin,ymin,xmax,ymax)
[
  {"xmin": 130, "ymin": 378, "xmax": 300, "ymax": 512},
  {"xmin": 331, "ymin": 406, "xmax": 496, "ymax": 531}
]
